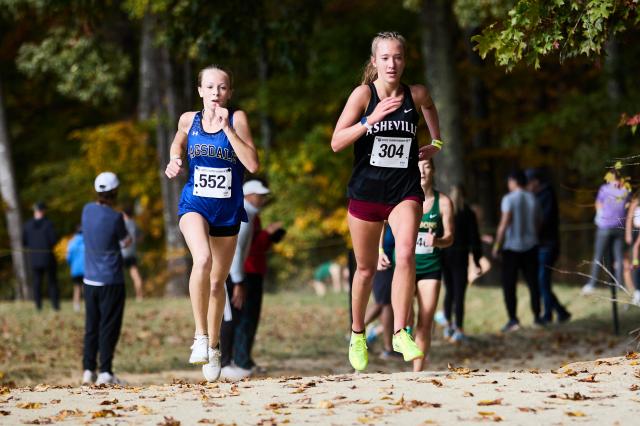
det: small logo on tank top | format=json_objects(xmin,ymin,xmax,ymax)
[
  {"xmin": 429, "ymin": 213, "xmax": 437, "ymax": 218},
  {"xmin": 404, "ymin": 108, "xmax": 413, "ymax": 113},
  {"xmin": 192, "ymin": 131, "xmax": 199, "ymax": 136}
]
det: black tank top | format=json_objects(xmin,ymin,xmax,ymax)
[{"xmin": 347, "ymin": 83, "xmax": 423, "ymax": 204}]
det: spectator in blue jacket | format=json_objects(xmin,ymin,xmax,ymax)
[{"xmin": 66, "ymin": 225, "xmax": 85, "ymax": 312}]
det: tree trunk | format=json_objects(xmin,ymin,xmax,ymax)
[
  {"xmin": 420, "ymin": 0, "xmax": 464, "ymax": 192},
  {"xmin": 157, "ymin": 44, "xmax": 190, "ymax": 297},
  {"xmin": 257, "ymin": 31, "xmax": 273, "ymax": 168},
  {"xmin": 464, "ymin": 26, "xmax": 496, "ymax": 226},
  {"xmin": 605, "ymin": 38, "xmax": 623, "ymax": 149},
  {"xmin": 140, "ymin": 13, "xmax": 189, "ymax": 296},
  {"xmin": 137, "ymin": 12, "xmax": 154, "ymax": 122},
  {"xmin": 0, "ymin": 79, "xmax": 29, "ymax": 300}
]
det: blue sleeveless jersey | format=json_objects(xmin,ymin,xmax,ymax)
[{"xmin": 178, "ymin": 111, "xmax": 248, "ymax": 226}]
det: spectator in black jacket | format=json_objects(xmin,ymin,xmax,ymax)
[
  {"xmin": 526, "ymin": 168, "xmax": 570, "ymax": 323},
  {"xmin": 441, "ymin": 185, "xmax": 482, "ymax": 342},
  {"xmin": 22, "ymin": 201, "xmax": 59, "ymax": 311}
]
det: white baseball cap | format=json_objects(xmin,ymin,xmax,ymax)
[
  {"xmin": 94, "ymin": 172, "xmax": 120, "ymax": 193},
  {"xmin": 243, "ymin": 179, "xmax": 270, "ymax": 195}
]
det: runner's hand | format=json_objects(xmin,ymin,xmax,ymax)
[
  {"xmin": 367, "ymin": 96, "xmax": 403, "ymax": 125},
  {"xmin": 419, "ymin": 144, "xmax": 440, "ymax": 161},
  {"xmin": 232, "ymin": 283, "xmax": 246, "ymax": 310},
  {"xmin": 424, "ymin": 228, "xmax": 436, "ymax": 247},
  {"xmin": 165, "ymin": 158, "xmax": 184, "ymax": 178},
  {"xmin": 265, "ymin": 222, "xmax": 284, "ymax": 234},
  {"xmin": 377, "ymin": 252, "xmax": 391, "ymax": 270},
  {"xmin": 214, "ymin": 105, "xmax": 230, "ymax": 130}
]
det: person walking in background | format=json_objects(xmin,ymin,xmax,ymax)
[
  {"xmin": 493, "ymin": 170, "xmax": 543, "ymax": 332},
  {"xmin": 526, "ymin": 169, "xmax": 571, "ymax": 323},
  {"xmin": 81, "ymin": 172, "xmax": 131, "ymax": 385},
  {"xmin": 582, "ymin": 168, "xmax": 631, "ymax": 294},
  {"xmin": 441, "ymin": 184, "xmax": 482, "ymax": 342},
  {"xmin": 164, "ymin": 65, "xmax": 259, "ymax": 383},
  {"xmin": 219, "ymin": 179, "xmax": 277, "ymax": 381},
  {"xmin": 66, "ymin": 224, "xmax": 85, "ymax": 312},
  {"xmin": 411, "ymin": 158, "xmax": 454, "ymax": 371},
  {"xmin": 121, "ymin": 205, "xmax": 144, "ymax": 301},
  {"xmin": 331, "ymin": 31, "xmax": 443, "ymax": 372},
  {"xmin": 625, "ymin": 189, "xmax": 640, "ymax": 304},
  {"xmin": 23, "ymin": 201, "xmax": 59, "ymax": 311}
]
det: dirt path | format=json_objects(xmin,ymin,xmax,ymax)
[{"xmin": 2, "ymin": 355, "xmax": 639, "ymax": 425}]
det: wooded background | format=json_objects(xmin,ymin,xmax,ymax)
[{"xmin": 0, "ymin": 0, "xmax": 638, "ymax": 299}]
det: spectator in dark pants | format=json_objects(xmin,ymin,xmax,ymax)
[
  {"xmin": 493, "ymin": 170, "xmax": 543, "ymax": 332},
  {"xmin": 219, "ymin": 179, "xmax": 283, "ymax": 381},
  {"xmin": 23, "ymin": 202, "xmax": 59, "ymax": 311},
  {"xmin": 81, "ymin": 172, "xmax": 132, "ymax": 385},
  {"xmin": 526, "ymin": 169, "xmax": 571, "ymax": 323},
  {"xmin": 441, "ymin": 185, "xmax": 483, "ymax": 342}
]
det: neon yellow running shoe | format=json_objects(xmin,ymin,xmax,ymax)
[
  {"xmin": 392, "ymin": 329, "xmax": 424, "ymax": 362},
  {"xmin": 348, "ymin": 332, "xmax": 368, "ymax": 371}
]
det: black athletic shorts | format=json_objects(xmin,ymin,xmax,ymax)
[
  {"xmin": 373, "ymin": 267, "xmax": 393, "ymax": 305},
  {"xmin": 416, "ymin": 270, "xmax": 442, "ymax": 282},
  {"xmin": 178, "ymin": 214, "xmax": 240, "ymax": 237},
  {"xmin": 209, "ymin": 223, "xmax": 241, "ymax": 237},
  {"xmin": 123, "ymin": 256, "xmax": 137, "ymax": 268}
]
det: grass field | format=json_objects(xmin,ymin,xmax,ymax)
[{"xmin": 1, "ymin": 283, "xmax": 639, "ymax": 386}]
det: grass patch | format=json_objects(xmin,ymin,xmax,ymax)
[{"xmin": 0, "ymin": 283, "xmax": 638, "ymax": 385}]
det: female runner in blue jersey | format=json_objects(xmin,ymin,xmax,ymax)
[
  {"xmin": 331, "ymin": 32, "xmax": 443, "ymax": 371},
  {"xmin": 165, "ymin": 66, "xmax": 258, "ymax": 381}
]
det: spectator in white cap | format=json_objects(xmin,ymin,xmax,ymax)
[
  {"xmin": 80, "ymin": 171, "xmax": 132, "ymax": 385},
  {"xmin": 219, "ymin": 178, "xmax": 285, "ymax": 380}
]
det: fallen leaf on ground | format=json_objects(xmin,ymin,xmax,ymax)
[
  {"xmin": 578, "ymin": 375, "xmax": 597, "ymax": 383},
  {"xmin": 448, "ymin": 363, "xmax": 472, "ymax": 375},
  {"xmin": 53, "ymin": 409, "xmax": 83, "ymax": 420},
  {"xmin": 630, "ymin": 384, "xmax": 639, "ymax": 391},
  {"xmin": 430, "ymin": 379, "xmax": 443, "ymax": 387},
  {"xmin": 517, "ymin": 407, "xmax": 536, "ymax": 413},
  {"xmin": 16, "ymin": 402, "xmax": 43, "ymax": 409},
  {"xmin": 549, "ymin": 392, "xmax": 590, "ymax": 401},
  {"xmin": 370, "ymin": 406, "xmax": 385, "ymax": 415},
  {"xmin": 464, "ymin": 392, "xmax": 474, "ymax": 397},
  {"xmin": 357, "ymin": 416, "xmax": 376, "ymax": 424},
  {"xmin": 626, "ymin": 352, "xmax": 639, "ymax": 360},
  {"xmin": 158, "ymin": 416, "xmax": 181, "ymax": 426},
  {"xmin": 99, "ymin": 398, "xmax": 118, "ymax": 405},
  {"xmin": 317, "ymin": 400, "xmax": 334, "ymax": 409},
  {"xmin": 265, "ymin": 402, "xmax": 287, "ymax": 410},
  {"xmin": 22, "ymin": 417, "xmax": 53, "ymax": 424},
  {"xmin": 91, "ymin": 409, "xmax": 118, "ymax": 418},
  {"xmin": 478, "ymin": 411, "xmax": 495, "ymax": 416},
  {"xmin": 566, "ymin": 411, "xmax": 586, "ymax": 417},
  {"xmin": 477, "ymin": 399, "xmax": 503, "ymax": 406},
  {"xmin": 0, "ymin": 410, "xmax": 9, "ymax": 415}
]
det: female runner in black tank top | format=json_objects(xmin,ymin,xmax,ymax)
[{"xmin": 331, "ymin": 32, "xmax": 443, "ymax": 371}]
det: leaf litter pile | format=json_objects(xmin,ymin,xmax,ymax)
[{"xmin": 0, "ymin": 354, "xmax": 638, "ymax": 424}]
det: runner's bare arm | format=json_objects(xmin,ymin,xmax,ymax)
[
  {"xmin": 224, "ymin": 110, "xmax": 259, "ymax": 174},
  {"xmin": 331, "ymin": 85, "xmax": 402, "ymax": 152},
  {"xmin": 493, "ymin": 210, "xmax": 512, "ymax": 256},
  {"xmin": 165, "ymin": 112, "xmax": 196, "ymax": 178},
  {"xmin": 625, "ymin": 198, "xmax": 637, "ymax": 244},
  {"xmin": 433, "ymin": 194, "xmax": 454, "ymax": 248},
  {"xmin": 411, "ymin": 84, "xmax": 441, "ymax": 140}
]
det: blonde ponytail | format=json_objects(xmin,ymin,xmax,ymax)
[
  {"xmin": 360, "ymin": 31, "xmax": 406, "ymax": 85},
  {"xmin": 361, "ymin": 61, "xmax": 378, "ymax": 85}
]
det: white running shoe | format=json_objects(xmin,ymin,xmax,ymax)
[
  {"xmin": 633, "ymin": 290, "xmax": 640, "ymax": 306},
  {"xmin": 220, "ymin": 365, "xmax": 251, "ymax": 381},
  {"xmin": 82, "ymin": 370, "xmax": 96, "ymax": 385},
  {"xmin": 189, "ymin": 334, "xmax": 209, "ymax": 365},
  {"xmin": 95, "ymin": 372, "xmax": 125, "ymax": 385},
  {"xmin": 202, "ymin": 347, "xmax": 222, "ymax": 382},
  {"xmin": 581, "ymin": 283, "xmax": 596, "ymax": 295}
]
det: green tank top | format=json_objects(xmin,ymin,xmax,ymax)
[{"xmin": 415, "ymin": 190, "xmax": 443, "ymax": 274}]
